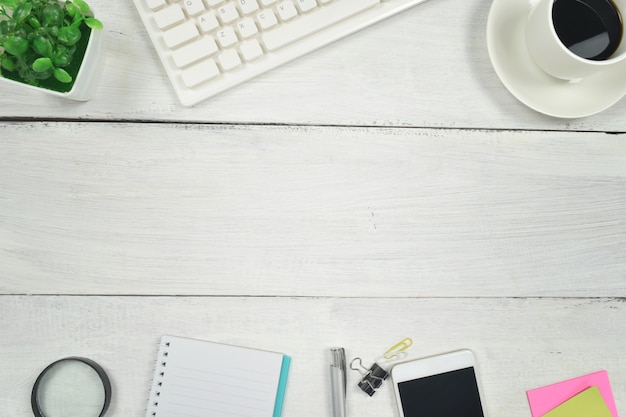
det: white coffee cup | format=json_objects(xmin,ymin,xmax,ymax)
[{"xmin": 526, "ymin": 0, "xmax": 626, "ymax": 81}]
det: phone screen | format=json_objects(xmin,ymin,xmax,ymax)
[{"xmin": 397, "ymin": 366, "xmax": 485, "ymax": 417}]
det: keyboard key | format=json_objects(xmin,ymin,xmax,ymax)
[
  {"xmin": 163, "ymin": 21, "xmax": 199, "ymax": 48},
  {"xmin": 154, "ymin": 4, "xmax": 186, "ymax": 29},
  {"xmin": 216, "ymin": 26, "xmax": 238, "ymax": 48},
  {"xmin": 217, "ymin": 3, "xmax": 239, "ymax": 24},
  {"xmin": 276, "ymin": 1, "xmax": 298, "ymax": 21},
  {"xmin": 218, "ymin": 49, "xmax": 242, "ymax": 70},
  {"xmin": 237, "ymin": 0, "xmax": 259, "ymax": 15},
  {"xmin": 145, "ymin": 0, "xmax": 166, "ymax": 10},
  {"xmin": 198, "ymin": 12, "xmax": 219, "ymax": 32},
  {"xmin": 172, "ymin": 36, "xmax": 218, "ymax": 67},
  {"xmin": 257, "ymin": 9, "xmax": 278, "ymax": 30},
  {"xmin": 181, "ymin": 59, "xmax": 220, "ymax": 87},
  {"xmin": 240, "ymin": 39, "xmax": 264, "ymax": 61},
  {"xmin": 182, "ymin": 0, "xmax": 205, "ymax": 16},
  {"xmin": 294, "ymin": 0, "xmax": 317, "ymax": 13},
  {"xmin": 236, "ymin": 17, "xmax": 258, "ymax": 39},
  {"xmin": 263, "ymin": 0, "xmax": 380, "ymax": 51}
]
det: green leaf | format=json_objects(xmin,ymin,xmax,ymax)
[
  {"xmin": 46, "ymin": 25, "xmax": 58, "ymax": 37},
  {"xmin": 32, "ymin": 56, "xmax": 53, "ymax": 72},
  {"xmin": 52, "ymin": 45, "xmax": 72, "ymax": 66},
  {"xmin": 0, "ymin": 54, "xmax": 16, "ymax": 71},
  {"xmin": 27, "ymin": 16, "xmax": 41, "ymax": 29},
  {"xmin": 41, "ymin": 4, "xmax": 64, "ymax": 27},
  {"xmin": 18, "ymin": 65, "xmax": 38, "ymax": 84},
  {"xmin": 32, "ymin": 35, "xmax": 53, "ymax": 57},
  {"xmin": 57, "ymin": 25, "xmax": 81, "ymax": 45},
  {"xmin": 72, "ymin": 0, "xmax": 90, "ymax": 15},
  {"xmin": 12, "ymin": 2, "xmax": 33, "ymax": 23},
  {"xmin": 0, "ymin": 19, "xmax": 17, "ymax": 35},
  {"xmin": 0, "ymin": 0, "xmax": 20, "ymax": 11},
  {"xmin": 84, "ymin": 17, "xmax": 102, "ymax": 30},
  {"xmin": 53, "ymin": 67, "xmax": 71, "ymax": 83},
  {"xmin": 3, "ymin": 35, "xmax": 29, "ymax": 56},
  {"xmin": 33, "ymin": 67, "xmax": 54, "ymax": 80},
  {"xmin": 64, "ymin": 2, "xmax": 78, "ymax": 18}
]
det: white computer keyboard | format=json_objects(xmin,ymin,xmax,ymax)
[{"xmin": 132, "ymin": 0, "xmax": 430, "ymax": 106}]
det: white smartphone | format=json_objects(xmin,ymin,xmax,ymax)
[{"xmin": 391, "ymin": 349, "xmax": 488, "ymax": 417}]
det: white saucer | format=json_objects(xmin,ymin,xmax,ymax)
[{"xmin": 487, "ymin": 0, "xmax": 626, "ymax": 118}]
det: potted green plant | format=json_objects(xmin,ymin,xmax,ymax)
[{"xmin": 0, "ymin": 0, "xmax": 104, "ymax": 101}]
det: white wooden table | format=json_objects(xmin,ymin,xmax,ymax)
[{"xmin": 1, "ymin": 0, "xmax": 625, "ymax": 417}]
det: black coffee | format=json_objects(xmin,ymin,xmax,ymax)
[{"xmin": 552, "ymin": 0, "xmax": 623, "ymax": 60}]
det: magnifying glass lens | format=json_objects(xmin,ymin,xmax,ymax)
[{"xmin": 33, "ymin": 358, "xmax": 111, "ymax": 417}]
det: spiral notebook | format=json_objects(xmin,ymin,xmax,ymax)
[{"xmin": 146, "ymin": 335, "xmax": 291, "ymax": 417}]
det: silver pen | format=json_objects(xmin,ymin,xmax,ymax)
[{"xmin": 330, "ymin": 348, "xmax": 347, "ymax": 417}]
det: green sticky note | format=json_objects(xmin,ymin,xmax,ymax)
[{"xmin": 543, "ymin": 386, "xmax": 613, "ymax": 417}]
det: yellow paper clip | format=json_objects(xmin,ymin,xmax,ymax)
[{"xmin": 382, "ymin": 337, "xmax": 413, "ymax": 361}]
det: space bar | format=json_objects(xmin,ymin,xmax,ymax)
[{"xmin": 262, "ymin": 0, "xmax": 381, "ymax": 51}]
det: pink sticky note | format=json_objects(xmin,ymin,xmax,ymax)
[{"xmin": 526, "ymin": 370, "xmax": 618, "ymax": 417}]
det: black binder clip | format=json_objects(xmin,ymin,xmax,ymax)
[
  {"xmin": 349, "ymin": 337, "xmax": 413, "ymax": 397},
  {"xmin": 350, "ymin": 358, "xmax": 389, "ymax": 396}
]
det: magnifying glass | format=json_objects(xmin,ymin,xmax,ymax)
[{"xmin": 31, "ymin": 357, "xmax": 112, "ymax": 417}]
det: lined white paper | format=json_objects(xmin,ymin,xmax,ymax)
[{"xmin": 147, "ymin": 335, "xmax": 284, "ymax": 417}]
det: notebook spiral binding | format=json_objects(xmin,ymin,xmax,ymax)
[{"xmin": 146, "ymin": 339, "xmax": 171, "ymax": 417}]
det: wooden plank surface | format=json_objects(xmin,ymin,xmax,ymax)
[
  {"xmin": 1, "ymin": 123, "xmax": 625, "ymax": 297},
  {"xmin": 0, "ymin": 296, "xmax": 623, "ymax": 417},
  {"xmin": 0, "ymin": 0, "xmax": 625, "ymax": 130},
  {"xmin": 1, "ymin": 2, "xmax": 625, "ymax": 415}
]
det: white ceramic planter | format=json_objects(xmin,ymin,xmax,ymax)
[{"xmin": 0, "ymin": 24, "xmax": 105, "ymax": 101}]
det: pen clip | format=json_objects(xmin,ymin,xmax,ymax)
[
  {"xmin": 330, "ymin": 348, "xmax": 347, "ymax": 417},
  {"xmin": 330, "ymin": 347, "xmax": 346, "ymax": 391}
]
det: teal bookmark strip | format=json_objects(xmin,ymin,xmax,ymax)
[{"xmin": 273, "ymin": 355, "xmax": 291, "ymax": 417}]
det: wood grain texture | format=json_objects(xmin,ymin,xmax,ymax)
[
  {"xmin": 0, "ymin": 296, "xmax": 624, "ymax": 417},
  {"xmin": 1, "ymin": 2, "xmax": 625, "ymax": 417},
  {"xmin": 1, "ymin": 123, "xmax": 625, "ymax": 296},
  {"xmin": 0, "ymin": 0, "xmax": 625, "ymax": 130}
]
